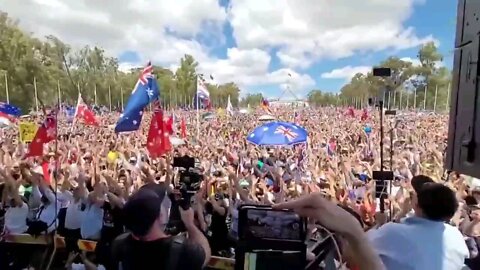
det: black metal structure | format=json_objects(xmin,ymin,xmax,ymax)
[{"xmin": 446, "ymin": 0, "xmax": 480, "ymax": 178}]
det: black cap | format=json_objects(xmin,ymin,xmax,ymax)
[
  {"xmin": 123, "ymin": 183, "xmax": 168, "ymax": 237},
  {"xmin": 411, "ymin": 175, "xmax": 434, "ymax": 193}
]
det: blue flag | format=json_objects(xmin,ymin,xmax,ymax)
[
  {"xmin": 115, "ymin": 63, "xmax": 160, "ymax": 133},
  {"xmin": 65, "ymin": 106, "xmax": 76, "ymax": 123},
  {"xmin": 0, "ymin": 102, "xmax": 21, "ymax": 117}
]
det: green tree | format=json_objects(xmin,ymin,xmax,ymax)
[
  {"xmin": 240, "ymin": 93, "xmax": 263, "ymax": 107},
  {"xmin": 0, "ymin": 12, "xmax": 244, "ymax": 111}
]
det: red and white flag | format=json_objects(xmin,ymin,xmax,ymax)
[
  {"xmin": 74, "ymin": 94, "xmax": 99, "ymax": 126},
  {"xmin": 180, "ymin": 117, "xmax": 187, "ymax": 139},
  {"xmin": 165, "ymin": 114, "xmax": 174, "ymax": 135},
  {"xmin": 26, "ymin": 111, "xmax": 57, "ymax": 157},
  {"xmin": 146, "ymin": 107, "xmax": 172, "ymax": 158}
]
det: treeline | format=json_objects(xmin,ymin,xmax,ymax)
[
  {"xmin": 0, "ymin": 12, "xmax": 241, "ymax": 111},
  {"xmin": 308, "ymin": 42, "xmax": 452, "ymax": 111}
]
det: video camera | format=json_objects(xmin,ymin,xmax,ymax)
[
  {"xmin": 164, "ymin": 155, "xmax": 204, "ymax": 236},
  {"xmin": 173, "ymin": 155, "xmax": 203, "ymax": 194}
]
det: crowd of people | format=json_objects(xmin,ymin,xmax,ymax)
[{"xmin": 0, "ymin": 105, "xmax": 478, "ymax": 270}]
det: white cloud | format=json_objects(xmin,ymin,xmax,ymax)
[
  {"xmin": 0, "ymin": 0, "xmax": 437, "ymax": 97},
  {"xmin": 321, "ymin": 65, "xmax": 372, "ymax": 80},
  {"xmin": 0, "ymin": 0, "xmax": 226, "ymax": 64},
  {"xmin": 1, "ymin": 0, "xmax": 315, "ymax": 96},
  {"xmin": 199, "ymin": 48, "xmax": 315, "ymax": 94},
  {"xmin": 118, "ymin": 62, "xmax": 140, "ymax": 73},
  {"xmin": 228, "ymin": 0, "xmax": 436, "ymax": 69}
]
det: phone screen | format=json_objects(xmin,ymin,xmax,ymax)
[
  {"xmin": 244, "ymin": 250, "xmax": 303, "ymax": 270},
  {"xmin": 241, "ymin": 208, "xmax": 303, "ymax": 241}
]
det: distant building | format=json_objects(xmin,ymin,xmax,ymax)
[{"xmin": 269, "ymin": 100, "xmax": 309, "ymax": 107}]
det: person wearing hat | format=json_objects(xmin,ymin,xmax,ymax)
[
  {"xmin": 367, "ymin": 176, "xmax": 469, "ymax": 270},
  {"xmin": 112, "ymin": 183, "xmax": 210, "ymax": 270}
]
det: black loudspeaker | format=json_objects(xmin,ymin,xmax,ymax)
[
  {"xmin": 446, "ymin": 0, "xmax": 480, "ymax": 178},
  {"xmin": 372, "ymin": 67, "xmax": 392, "ymax": 77}
]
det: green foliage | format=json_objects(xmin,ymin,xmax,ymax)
[
  {"xmin": 308, "ymin": 41, "xmax": 452, "ymax": 111},
  {"xmin": 0, "ymin": 12, "xmax": 240, "ymax": 110},
  {"xmin": 240, "ymin": 93, "xmax": 263, "ymax": 107}
]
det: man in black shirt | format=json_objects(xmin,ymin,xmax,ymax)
[{"xmin": 112, "ymin": 183, "xmax": 211, "ymax": 270}]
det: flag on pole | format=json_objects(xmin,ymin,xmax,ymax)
[
  {"xmin": 146, "ymin": 105, "xmax": 171, "ymax": 158},
  {"xmin": 180, "ymin": 117, "xmax": 187, "ymax": 139},
  {"xmin": 115, "ymin": 62, "xmax": 159, "ymax": 133},
  {"xmin": 0, "ymin": 102, "xmax": 21, "ymax": 117},
  {"xmin": 261, "ymin": 98, "xmax": 272, "ymax": 114},
  {"xmin": 25, "ymin": 111, "xmax": 57, "ymax": 157},
  {"xmin": 0, "ymin": 112, "xmax": 15, "ymax": 126},
  {"xmin": 194, "ymin": 77, "xmax": 210, "ymax": 109},
  {"xmin": 74, "ymin": 94, "xmax": 99, "ymax": 126},
  {"xmin": 226, "ymin": 95, "xmax": 233, "ymax": 115}
]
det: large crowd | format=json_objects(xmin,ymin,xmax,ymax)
[{"xmin": 0, "ymin": 105, "xmax": 478, "ymax": 270}]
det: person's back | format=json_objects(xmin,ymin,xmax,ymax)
[
  {"xmin": 112, "ymin": 183, "xmax": 210, "ymax": 270},
  {"xmin": 114, "ymin": 234, "xmax": 205, "ymax": 270},
  {"xmin": 368, "ymin": 179, "xmax": 469, "ymax": 270},
  {"xmin": 368, "ymin": 216, "xmax": 468, "ymax": 269}
]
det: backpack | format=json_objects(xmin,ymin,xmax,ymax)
[{"xmin": 112, "ymin": 233, "xmax": 184, "ymax": 270}]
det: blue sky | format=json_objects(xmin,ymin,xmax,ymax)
[{"xmin": 2, "ymin": 0, "xmax": 457, "ymax": 99}]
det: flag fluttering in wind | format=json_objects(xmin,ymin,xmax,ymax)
[
  {"xmin": 0, "ymin": 112, "xmax": 16, "ymax": 126},
  {"xmin": 146, "ymin": 106, "xmax": 171, "ymax": 157},
  {"xmin": 226, "ymin": 95, "xmax": 233, "ymax": 115},
  {"xmin": 361, "ymin": 108, "xmax": 369, "ymax": 121},
  {"xmin": 74, "ymin": 94, "xmax": 99, "ymax": 126},
  {"xmin": 194, "ymin": 77, "xmax": 211, "ymax": 110},
  {"xmin": 115, "ymin": 62, "xmax": 160, "ymax": 132},
  {"xmin": 0, "ymin": 102, "xmax": 21, "ymax": 117},
  {"xmin": 26, "ymin": 111, "xmax": 57, "ymax": 157},
  {"xmin": 346, "ymin": 107, "xmax": 355, "ymax": 117},
  {"xmin": 261, "ymin": 98, "xmax": 272, "ymax": 114},
  {"xmin": 165, "ymin": 115, "xmax": 174, "ymax": 134},
  {"xmin": 180, "ymin": 117, "xmax": 187, "ymax": 139}
]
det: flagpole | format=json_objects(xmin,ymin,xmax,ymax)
[
  {"xmin": 446, "ymin": 82, "xmax": 451, "ymax": 111},
  {"xmin": 120, "ymin": 86, "xmax": 124, "ymax": 110},
  {"xmin": 108, "ymin": 85, "xmax": 112, "ymax": 111},
  {"xmin": 169, "ymin": 87, "xmax": 172, "ymax": 110},
  {"xmin": 399, "ymin": 89, "xmax": 403, "ymax": 110},
  {"xmin": 423, "ymin": 85, "xmax": 427, "ymax": 110},
  {"xmin": 34, "ymin": 76, "xmax": 39, "ymax": 112},
  {"xmin": 4, "ymin": 72, "xmax": 9, "ymax": 104},
  {"xmin": 94, "ymin": 84, "xmax": 98, "ymax": 105},
  {"xmin": 57, "ymin": 80, "xmax": 61, "ymax": 109},
  {"xmin": 413, "ymin": 87, "xmax": 417, "ymax": 110},
  {"xmin": 196, "ymin": 76, "xmax": 200, "ymax": 138}
]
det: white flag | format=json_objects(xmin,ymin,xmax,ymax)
[{"xmin": 226, "ymin": 95, "xmax": 233, "ymax": 115}]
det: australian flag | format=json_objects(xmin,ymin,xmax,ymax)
[
  {"xmin": 0, "ymin": 102, "xmax": 21, "ymax": 117},
  {"xmin": 115, "ymin": 62, "xmax": 160, "ymax": 133},
  {"xmin": 194, "ymin": 76, "xmax": 210, "ymax": 110}
]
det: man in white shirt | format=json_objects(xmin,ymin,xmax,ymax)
[
  {"xmin": 4, "ymin": 197, "xmax": 28, "ymax": 234},
  {"xmin": 368, "ymin": 176, "xmax": 469, "ymax": 270}
]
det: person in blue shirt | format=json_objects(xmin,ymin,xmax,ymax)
[{"xmin": 367, "ymin": 176, "xmax": 469, "ymax": 270}]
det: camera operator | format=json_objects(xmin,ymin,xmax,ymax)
[
  {"xmin": 112, "ymin": 181, "xmax": 211, "ymax": 270},
  {"xmin": 203, "ymin": 172, "xmax": 230, "ymax": 256}
]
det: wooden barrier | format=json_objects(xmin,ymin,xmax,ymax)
[
  {"xmin": 207, "ymin": 256, "xmax": 235, "ymax": 270},
  {"xmin": 3, "ymin": 233, "xmax": 50, "ymax": 245},
  {"xmin": 5, "ymin": 234, "xmax": 235, "ymax": 269}
]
